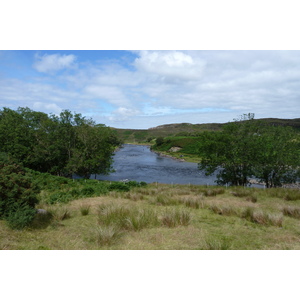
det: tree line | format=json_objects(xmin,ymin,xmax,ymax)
[
  {"xmin": 198, "ymin": 114, "xmax": 300, "ymax": 188},
  {"xmin": 0, "ymin": 107, "xmax": 121, "ymax": 179}
]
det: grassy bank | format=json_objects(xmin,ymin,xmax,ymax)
[
  {"xmin": 151, "ymin": 136, "xmax": 202, "ymax": 162},
  {"xmin": 2, "ymin": 180, "xmax": 300, "ymax": 250}
]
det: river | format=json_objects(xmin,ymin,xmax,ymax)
[{"xmin": 94, "ymin": 144, "xmax": 218, "ymax": 185}]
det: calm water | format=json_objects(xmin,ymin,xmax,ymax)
[{"xmin": 95, "ymin": 144, "xmax": 218, "ymax": 185}]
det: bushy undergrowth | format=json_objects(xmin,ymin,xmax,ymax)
[
  {"xmin": 0, "ymin": 161, "xmax": 39, "ymax": 229},
  {"xmin": 25, "ymin": 170, "xmax": 148, "ymax": 204}
]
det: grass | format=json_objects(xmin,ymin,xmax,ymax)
[
  {"xmin": 80, "ymin": 204, "xmax": 91, "ymax": 216},
  {"xmin": 1, "ymin": 183, "xmax": 300, "ymax": 249}
]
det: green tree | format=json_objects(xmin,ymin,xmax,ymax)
[
  {"xmin": 198, "ymin": 114, "xmax": 300, "ymax": 187},
  {"xmin": 0, "ymin": 107, "xmax": 33, "ymax": 164},
  {"xmin": 66, "ymin": 124, "xmax": 120, "ymax": 178},
  {"xmin": 254, "ymin": 125, "xmax": 300, "ymax": 187},
  {"xmin": 0, "ymin": 156, "xmax": 39, "ymax": 229},
  {"xmin": 198, "ymin": 114, "xmax": 259, "ymax": 186}
]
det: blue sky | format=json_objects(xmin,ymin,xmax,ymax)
[{"xmin": 1, "ymin": 50, "xmax": 300, "ymax": 129}]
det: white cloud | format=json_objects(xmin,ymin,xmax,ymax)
[
  {"xmin": 32, "ymin": 102, "xmax": 62, "ymax": 114},
  {"xmin": 84, "ymin": 85, "xmax": 131, "ymax": 107},
  {"xmin": 134, "ymin": 50, "xmax": 206, "ymax": 82},
  {"xmin": 109, "ymin": 107, "xmax": 140, "ymax": 122},
  {"xmin": 33, "ymin": 53, "xmax": 76, "ymax": 73}
]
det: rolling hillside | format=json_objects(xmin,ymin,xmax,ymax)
[{"xmin": 112, "ymin": 118, "xmax": 300, "ymax": 143}]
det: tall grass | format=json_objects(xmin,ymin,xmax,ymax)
[
  {"xmin": 94, "ymin": 225, "xmax": 123, "ymax": 246},
  {"xmin": 97, "ymin": 204, "xmax": 159, "ymax": 231},
  {"xmin": 282, "ymin": 205, "xmax": 300, "ymax": 219},
  {"xmin": 241, "ymin": 207, "xmax": 283, "ymax": 227},
  {"xmin": 200, "ymin": 237, "xmax": 232, "ymax": 250},
  {"xmin": 182, "ymin": 197, "xmax": 206, "ymax": 209},
  {"xmin": 161, "ymin": 209, "xmax": 191, "ymax": 227},
  {"xmin": 207, "ymin": 204, "xmax": 239, "ymax": 216},
  {"xmin": 80, "ymin": 204, "xmax": 91, "ymax": 216},
  {"xmin": 155, "ymin": 194, "xmax": 179, "ymax": 206},
  {"xmin": 202, "ymin": 188, "xmax": 225, "ymax": 197}
]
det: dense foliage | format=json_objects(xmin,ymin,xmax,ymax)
[
  {"xmin": 0, "ymin": 107, "xmax": 121, "ymax": 178},
  {"xmin": 0, "ymin": 156, "xmax": 39, "ymax": 229},
  {"xmin": 198, "ymin": 114, "xmax": 300, "ymax": 187}
]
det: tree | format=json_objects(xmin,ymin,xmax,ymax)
[
  {"xmin": 0, "ymin": 107, "xmax": 121, "ymax": 178},
  {"xmin": 254, "ymin": 125, "xmax": 300, "ymax": 187},
  {"xmin": 198, "ymin": 114, "xmax": 259, "ymax": 186},
  {"xmin": 0, "ymin": 107, "xmax": 33, "ymax": 164},
  {"xmin": 198, "ymin": 113, "xmax": 300, "ymax": 187},
  {"xmin": 66, "ymin": 124, "xmax": 120, "ymax": 178}
]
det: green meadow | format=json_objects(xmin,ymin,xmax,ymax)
[{"xmin": 2, "ymin": 177, "xmax": 300, "ymax": 250}]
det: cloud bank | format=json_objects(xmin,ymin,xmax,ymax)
[{"xmin": 1, "ymin": 50, "xmax": 300, "ymax": 128}]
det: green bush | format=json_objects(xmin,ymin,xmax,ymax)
[
  {"xmin": 47, "ymin": 192, "xmax": 72, "ymax": 204},
  {"xmin": 5, "ymin": 204, "xmax": 37, "ymax": 230},
  {"xmin": 0, "ymin": 161, "xmax": 39, "ymax": 226},
  {"xmin": 80, "ymin": 187, "xmax": 95, "ymax": 196},
  {"xmin": 108, "ymin": 182, "xmax": 130, "ymax": 192}
]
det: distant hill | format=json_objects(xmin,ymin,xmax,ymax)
[{"xmin": 112, "ymin": 118, "xmax": 300, "ymax": 143}]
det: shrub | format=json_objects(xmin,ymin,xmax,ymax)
[
  {"xmin": 108, "ymin": 182, "xmax": 130, "ymax": 192},
  {"xmin": 0, "ymin": 162, "xmax": 39, "ymax": 217},
  {"xmin": 5, "ymin": 204, "xmax": 37, "ymax": 230},
  {"xmin": 47, "ymin": 192, "xmax": 72, "ymax": 204},
  {"xmin": 0, "ymin": 161, "xmax": 39, "ymax": 229}
]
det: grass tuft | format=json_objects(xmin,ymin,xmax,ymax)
[
  {"xmin": 208, "ymin": 204, "xmax": 238, "ymax": 216},
  {"xmin": 80, "ymin": 204, "xmax": 91, "ymax": 216},
  {"xmin": 94, "ymin": 225, "xmax": 122, "ymax": 246},
  {"xmin": 245, "ymin": 195, "xmax": 258, "ymax": 203},
  {"xmin": 202, "ymin": 188, "xmax": 225, "ymax": 197},
  {"xmin": 241, "ymin": 207, "xmax": 283, "ymax": 227},
  {"xmin": 183, "ymin": 197, "xmax": 205, "ymax": 209},
  {"xmin": 284, "ymin": 190, "xmax": 300, "ymax": 201},
  {"xmin": 161, "ymin": 209, "xmax": 191, "ymax": 227},
  {"xmin": 155, "ymin": 194, "xmax": 179, "ymax": 206},
  {"xmin": 282, "ymin": 205, "xmax": 300, "ymax": 219}
]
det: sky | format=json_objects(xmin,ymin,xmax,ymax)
[{"xmin": 1, "ymin": 50, "xmax": 300, "ymax": 129}]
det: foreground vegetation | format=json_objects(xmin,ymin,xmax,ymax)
[{"xmin": 2, "ymin": 175, "xmax": 300, "ymax": 249}]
